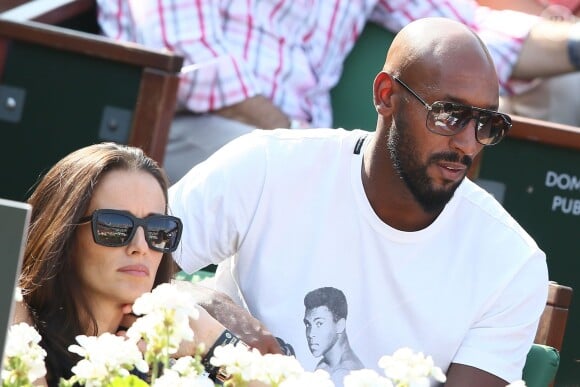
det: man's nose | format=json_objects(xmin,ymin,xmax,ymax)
[{"xmin": 449, "ymin": 117, "xmax": 481, "ymax": 157}]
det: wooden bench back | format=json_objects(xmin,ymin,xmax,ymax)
[
  {"xmin": 0, "ymin": 0, "xmax": 183, "ymax": 201},
  {"xmin": 535, "ymin": 281, "xmax": 574, "ymax": 352}
]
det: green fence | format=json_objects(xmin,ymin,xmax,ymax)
[{"xmin": 0, "ymin": 40, "xmax": 141, "ymax": 201}]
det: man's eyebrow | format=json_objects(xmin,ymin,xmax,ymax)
[{"xmin": 441, "ymin": 94, "xmax": 499, "ymax": 110}]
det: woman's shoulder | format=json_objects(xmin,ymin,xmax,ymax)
[{"xmin": 12, "ymin": 299, "xmax": 34, "ymax": 325}]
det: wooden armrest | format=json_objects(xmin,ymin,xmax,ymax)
[
  {"xmin": 0, "ymin": 0, "xmax": 28, "ymax": 13},
  {"xmin": 509, "ymin": 115, "xmax": 580, "ymax": 150},
  {"xmin": 535, "ymin": 282, "xmax": 573, "ymax": 352},
  {"xmin": 469, "ymin": 115, "xmax": 580, "ymax": 179},
  {"xmin": 547, "ymin": 281, "xmax": 574, "ymax": 308},
  {"xmin": 0, "ymin": 0, "xmax": 93, "ymax": 24},
  {"xmin": 0, "ymin": 3, "xmax": 184, "ymax": 198},
  {"xmin": 0, "ymin": 18, "xmax": 182, "ymax": 72}
]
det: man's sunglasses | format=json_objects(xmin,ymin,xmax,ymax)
[
  {"xmin": 79, "ymin": 209, "xmax": 183, "ymax": 253},
  {"xmin": 392, "ymin": 76, "xmax": 511, "ymax": 146}
]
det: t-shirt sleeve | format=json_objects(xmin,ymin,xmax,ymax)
[
  {"xmin": 168, "ymin": 131, "xmax": 268, "ymax": 273},
  {"xmin": 451, "ymin": 248, "xmax": 549, "ymax": 382}
]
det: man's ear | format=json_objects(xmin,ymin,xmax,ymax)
[{"xmin": 373, "ymin": 71, "xmax": 394, "ymax": 115}]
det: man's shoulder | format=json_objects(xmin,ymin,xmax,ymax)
[
  {"xmin": 455, "ymin": 179, "xmax": 541, "ymax": 251},
  {"xmin": 457, "ymin": 179, "xmax": 516, "ymax": 219},
  {"xmin": 338, "ymin": 352, "xmax": 365, "ymax": 370},
  {"xmin": 245, "ymin": 128, "xmax": 371, "ymax": 158},
  {"xmin": 250, "ymin": 127, "xmax": 368, "ymax": 142}
]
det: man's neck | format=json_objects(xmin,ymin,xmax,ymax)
[{"xmin": 361, "ymin": 136, "xmax": 442, "ymax": 231}]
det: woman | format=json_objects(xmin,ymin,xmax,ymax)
[{"xmin": 13, "ymin": 143, "xmax": 234, "ymax": 386}]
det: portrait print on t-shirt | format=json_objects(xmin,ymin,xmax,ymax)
[{"xmin": 303, "ymin": 287, "xmax": 364, "ymax": 385}]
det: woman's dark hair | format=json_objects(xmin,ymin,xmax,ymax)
[{"xmin": 19, "ymin": 143, "xmax": 177, "ymax": 385}]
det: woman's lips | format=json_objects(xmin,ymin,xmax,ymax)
[{"xmin": 118, "ymin": 264, "xmax": 150, "ymax": 277}]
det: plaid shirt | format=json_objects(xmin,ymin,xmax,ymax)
[{"xmin": 97, "ymin": 0, "xmax": 538, "ymax": 127}]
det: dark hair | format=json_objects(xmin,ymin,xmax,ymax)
[
  {"xmin": 304, "ymin": 287, "xmax": 348, "ymax": 322},
  {"xmin": 19, "ymin": 143, "xmax": 177, "ymax": 385}
]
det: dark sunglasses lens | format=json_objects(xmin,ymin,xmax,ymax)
[
  {"xmin": 145, "ymin": 216, "xmax": 181, "ymax": 252},
  {"xmin": 430, "ymin": 102, "xmax": 472, "ymax": 134},
  {"xmin": 477, "ymin": 113, "xmax": 510, "ymax": 145},
  {"xmin": 431, "ymin": 102, "xmax": 510, "ymax": 145},
  {"xmin": 94, "ymin": 212, "xmax": 133, "ymax": 246}
]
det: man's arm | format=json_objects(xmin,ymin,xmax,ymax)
[
  {"xmin": 445, "ymin": 363, "xmax": 508, "ymax": 387},
  {"xmin": 98, "ymin": 1, "xmax": 263, "ymax": 115},
  {"xmin": 215, "ymin": 95, "xmax": 291, "ymax": 129},
  {"xmin": 370, "ymin": 2, "xmax": 580, "ymax": 89},
  {"xmin": 478, "ymin": 0, "xmax": 580, "ymax": 16},
  {"xmin": 476, "ymin": 1, "xmax": 579, "ymax": 78},
  {"xmin": 173, "ymin": 280, "xmax": 284, "ymax": 355},
  {"xmin": 513, "ymin": 20, "xmax": 577, "ymax": 78}
]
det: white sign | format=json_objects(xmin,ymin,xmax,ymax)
[{"xmin": 545, "ymin": 171, "xmax": 580, "ymax": 216}]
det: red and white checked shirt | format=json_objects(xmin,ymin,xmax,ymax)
[{"xmin": 97, "ymin": 0, "xmax": 538, "ymax": 127}]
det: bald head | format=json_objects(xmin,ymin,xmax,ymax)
[{"xmin": 384, "ymin": 18, "xmax": 498, "ymax": 87}]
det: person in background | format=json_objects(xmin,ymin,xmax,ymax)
[
  {"xmin": 97, "ymin": 0, "xmax": 580, "ymax": 183},
  {"xmin": 168, "ymin": 18, "xmax": 549, "ymax": 386},
  {"xmin": 11, "ymin": 143, "xmax": 278, "ymax": 386},
  {"xmin": 478, "ymin": 0, "xmax": 580, "ymax": 126}
]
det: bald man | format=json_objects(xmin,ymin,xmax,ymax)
[{"xmin": 170, "ymin": 18, "xmax": 548, "ymax": 386}]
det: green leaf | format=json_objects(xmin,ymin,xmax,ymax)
[{"xmin": 107, "ymin": 375, "xmax": 149, "ymax": 387}]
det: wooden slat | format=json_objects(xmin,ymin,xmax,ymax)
[
  {"xmin": 509, "ymin": 115, "xmax": 580, "ymax": 150},
  {"xmin": 534, "ymin": 282, "xmax": 573, "ymax": 352},
  {"xmin": 0, "ymin": 0, "xmax": 28, "ymax": 13},
  {"xmin": 467, "ymin": 115, "xmax": 580, "ymax": 180},
  {"xmin": 0, "ymin": 0, "xmax": 93, "ymax": 23},
  {"xmin": 129, "ymin": 68, "xmax": 180, "ymax": 164},
  {"xmin": 0, "ymin": 38, "xmax": 8, "ymax": 80},
  {"xmin": 0, "ymin": 18, "xmax": 183, "ymax": 72}
]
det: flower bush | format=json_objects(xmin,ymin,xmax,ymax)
[
  {"xmin": 2, "ymin": 284, "xmax": 526, "ymax": 387},
  {"xmin": 2, "ymin": 322, "xmax": 47, "ymax": 387}
]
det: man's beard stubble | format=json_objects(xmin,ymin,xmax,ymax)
[{"xmin": 386, "ymin": 111, "xmax": 472, "ymax": 213}]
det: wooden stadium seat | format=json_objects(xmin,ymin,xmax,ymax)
[
  {"xmin": 535, "ymin": 281, "xmax": 574, "ymax": 352},
  {"xmin": 524, "ymin": 281, "xmax": 573, "ymax": 387},
  {"xmin": 0, "ymin": 0, "xmax": 184, "ymax": 201}
]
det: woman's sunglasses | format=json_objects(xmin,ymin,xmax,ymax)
[
  {"xmin": 392, "ymin": 76, "xmax": 512, "ymax": 146},
  {"xmin": 79, "ymin": 209, "xmax": 183, "ymax": 253}
]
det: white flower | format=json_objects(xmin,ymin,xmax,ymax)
[
  {"xmin": 280, "ymin": 369, "xmax": 334, "ymax": 387},
  {"xmin": 378, "ymin": 347, "xmax": 446, "ymax": 386},
  {"xmin": 8, "ymin": 284, "xmax": 453, "ymax": 387},
  {"xmin": 68, "ymin": 333, "xmax": 147, "ymax": 385},
  {"xmin": 127, "ymin": 283, "xmax": 200, "ymax": 363},
  {"xmin": 2, "ymin": 323, "xmax": 47, "ymax": 385},
  {"xmin": 153, "ymin": 368, "xmax": 214, "ymax": 387},
  {"xmin": 132, "ymin": 283, "xmax": 199, "ymax": 320},
  {"xmin": 153, "ymin": 355, "xmax": 213, "ymax": 386},
  {"xmin": 211, "ymin": 344, "xmax": 308, "ymax": 384},
  {"xmin": 344, "ymin": 369, "xmax": 394, "ymax": 387},
  {"xmin": 210, "ymin": 343, "xmax": 263, "ymax": 381},
  {"xmin": 253, "ymin": 353, "xmax": 306, "ymax": 384}
]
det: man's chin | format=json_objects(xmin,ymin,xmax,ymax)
[{"xmin": 416, "ymin": 185, "xmax": 460, "ymax": 212}]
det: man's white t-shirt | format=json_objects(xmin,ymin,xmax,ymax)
[{"xmin": 169, "ymin": 128, "xmax": 548, "ymax": 383}]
